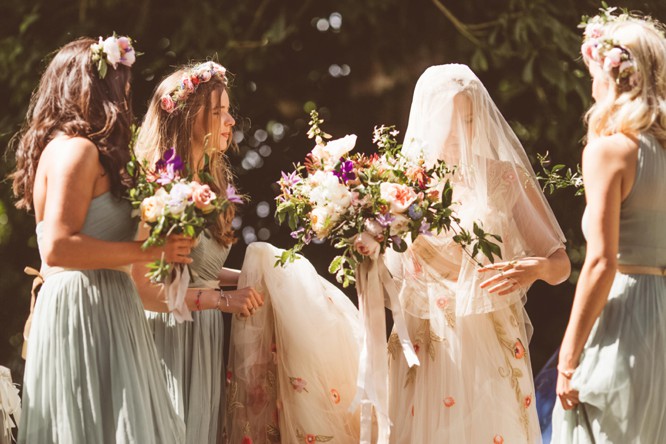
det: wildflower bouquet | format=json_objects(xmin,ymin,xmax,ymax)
[
  {"xmin": 276, "ymin": 110, "xmax": 502, "ymax": 287},
  {"xmin": 126, "ymin": 148, "xmax": 242, "ymax": 282}
]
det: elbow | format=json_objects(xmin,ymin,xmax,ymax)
[
  {"xmin": 545, "ymin": 248, "xmax": 571, "ymax": 286},
  {"xmin": 584, "ymin": 255, "xmax": 617, "ymax": 276},
  {"xmin": 40, "ymin": 238, "xmax": 67, "ymax": 267}
]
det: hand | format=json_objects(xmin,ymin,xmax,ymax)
[
  {"xmin": 477, "ymin": 257, "xmax": 544, "ymax": 295},
  {"xmin": 223, "ymin": 286, "xmax": 264, "ymax": 318},
  {"xmin": 159, "ymin": 234, "xmax": 194, "ymax": 264},
  {"xmin": 556, "ymin": 371, "xmax": 580, "ymax": 410}
]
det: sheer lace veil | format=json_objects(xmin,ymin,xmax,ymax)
[{"xmin": 393, "ymin": 64, "xmax": 566, "ymax": 324}]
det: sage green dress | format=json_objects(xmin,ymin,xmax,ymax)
[
  {"xmin": 551, "ymin": 133, "xmax": 666, "ymax": 443},
  {"xmin": 146, "ymin": 230, "xmax": 229, "ymax": 444},
  {"xmin": 18, "ymin": 192, "xmax": 185, "ymax": 444}
]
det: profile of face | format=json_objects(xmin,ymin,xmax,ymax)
[
  {"xmin": 192, "ymin": 88, "xmax": 236, "ymax": 155},
  {"xmin": 588, "ymin": 62, "xmax": 611, "ymax": 102},
  {"xmin": 441, "ymin": 92, "xmax": 473, "ymax": 166}
]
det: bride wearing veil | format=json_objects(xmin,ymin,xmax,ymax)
[{"xmin": 386, "ymin": 64, "xmax": 570, "ymax": 443}]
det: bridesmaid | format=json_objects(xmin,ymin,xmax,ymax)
[
  {"xmin": 11, "ymin": 36, "xmax": 189, "ymax": 443},
  {"xmin": 133, "ymin": 61, "xmax": 263, "ymax": 443},
  {"xmin": 552, "ymin": 10, "xmax": 666, "ymax": 443}
]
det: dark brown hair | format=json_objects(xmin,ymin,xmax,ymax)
[
  {"xmin": 135, "ymin": 65, "xmax": 237, "ymax": 247},
  {"xmin": 11, "ymin": 37, "xmax": 133, "ymax": 210}
]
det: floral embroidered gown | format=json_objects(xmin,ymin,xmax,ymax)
[
  {"xmin": 225, "ymin": 242, "xmax": 362, "ymax": 443},
  {"xmin": 386, "ymin": 161, "xmax": 564, "ymax": 444}
]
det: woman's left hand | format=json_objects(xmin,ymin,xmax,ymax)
[
  {"xmin": 556, "ymin": 372, "xmax": 580, "ymax": 410},
  {"xmin": 477, "ymin": 257, "xmax": 545, "ymax": 295}
]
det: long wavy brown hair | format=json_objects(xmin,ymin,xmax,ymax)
[
  {"xmin": 135, "ymin": 64, "xmax": 237, "ymax": 247},
  {"xmin": 11, "ymin": 37, "xmax": 133, "ymax": 210}
]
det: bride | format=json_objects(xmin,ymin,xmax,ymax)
[{"xmin": 386, "ymin": 64, "xmax": 570, "ymax": 443}]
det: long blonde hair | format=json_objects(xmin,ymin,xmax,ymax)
[
  {"xmin": 135, "ymin": 64, "xmax": 237, "ymax": 246},
  {"xmin": 583, "ymin": 16, "xmax": 666, "ymax": 146}
]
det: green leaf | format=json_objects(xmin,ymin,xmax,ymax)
[{"xmin": 328, "ymin": 255, "xmax": 344, "ymax": 274}]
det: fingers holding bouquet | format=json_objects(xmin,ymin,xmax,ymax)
[
  {"xmin": 161, "ymin": 234, "xmax": 195, "ymax": 264},
  {"xmin": 478, "ymin": 257, "xmax": 544, "ymax": 295}
]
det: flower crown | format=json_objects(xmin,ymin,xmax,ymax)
[
  {"xmin": 90, "ymin": 34, "xmax": 136, "ymax": 79},
  {"xmin": 580, "ymin": 7, "xmax": 639, "ymax": 90},
  {"xmin": 160, "ymin": 62, "xmax": 227, "ymax": 114}
]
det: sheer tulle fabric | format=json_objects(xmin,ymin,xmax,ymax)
[
  {"xmin": 386, "ymin": 64, "xmax": 566, "ymax": 443},
  {"xmin": 226, "ymin": 242, "xmax": 361, "ymax": 443}
]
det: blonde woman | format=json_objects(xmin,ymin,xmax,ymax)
[
  {"xmin": 552, "ymin": 10, "xmax": 666, "ymax": 443},
  {"xmin": 133, "ymin": 61, "xmax": 262, "ymax": 443}
]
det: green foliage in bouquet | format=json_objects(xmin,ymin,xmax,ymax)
[{"xmin": 275, "ymin": 110, "xmax": 502, "ymax": 287}]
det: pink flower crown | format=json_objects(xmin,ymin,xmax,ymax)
[
  {"xmin": 160, "ymin": 62, "xmax": 227, "ymax": 114},
  {"xmin": 580, "ymin": 8, "xmax": 639, "ymax": 90},
  {"xmin": 90, "ymin": 34, "xmax": 136, "ymax": 79}
]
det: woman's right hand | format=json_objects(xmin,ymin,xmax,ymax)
[
  {"xmin": 157, "ymin": 234, "xmax": 194, "ymax": 264},
  {"xmin": 222, "ymin": 286, "xmax": 264, "ymax": 318}
]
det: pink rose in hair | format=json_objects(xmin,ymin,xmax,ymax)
[
  {"xmin": 160, "ymin": 95, "xmax": 175, "ymax": 113},
  {"xmin": 182, "ymin": 77, "xmax": 195, "ymax": 92},
  {"xmin": 191, "ymin": 182, "xmax": 217, "ymax": 213},
  {"xmin": 581, "ymin": 41, "xmax": 596, "ymax": 60},
  {"xmin": 604, "ymin": 47, "xmax": 623, "ymax": 71}
]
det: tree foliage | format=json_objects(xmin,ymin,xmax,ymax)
[{"xmin": 1, "ymin": 0, "xmax": 664, "ymax": 377}]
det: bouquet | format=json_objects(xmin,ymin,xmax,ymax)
[
  {"xmin": 276, "ymin": 110, "xmax": 502, "ymax": 287},
  {"xmin": 126, "ymin": 148, "xmax": 242, "ymax": 282}
]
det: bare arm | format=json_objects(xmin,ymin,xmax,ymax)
[
  {"xmin": 38, "ymin": 137, "xmax": 192, "ymax": 268},
  {"xmin": 218, "ymin": 267, "xmax": 241, "ymax": 287},
  {"xmin": 556, "ymin": 134, "xmax": 637, "ymax": 409}
]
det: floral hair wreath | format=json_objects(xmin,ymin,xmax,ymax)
[
  {"xmin": 90, "ymin": 34, "xmax": 136, "ymax": 79},
  {"xmin": 579, "ymin": 6, "xmax": 640, "ymax": 90},
  {"xmin": 159, "ymin": 62, "xmax": 228, "ymax": 114}
]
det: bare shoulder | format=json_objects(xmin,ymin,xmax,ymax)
[
  {"xmin": 41, "ymin": 136, "xmax": 100, "ymax": 176},
  {"xmin": 583, "ymin": 133, "xmax": 638, "ymax": 167}
]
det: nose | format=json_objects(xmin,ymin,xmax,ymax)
[{"xmin": 225, "ymin": 114, "xmax": 235, "ymax": 128}]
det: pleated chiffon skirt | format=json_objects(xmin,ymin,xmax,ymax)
[
  {"xmin": 552, "ymin": 272, "xmax": 666, "ymax": 443},
  {"xmin": 19, "ymin": 269, "xmax": 185, "ymax": 444},
  {"xmin": 146, "ymin": 309, "xmax": 225, "ymax": 444}
]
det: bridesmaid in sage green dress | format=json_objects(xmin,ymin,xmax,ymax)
[
  {"xmin": 12, "ymin": 37, "xmax": 192, "ymax": 443},
  {"xmin": 552, "ymin": 11, "xmax": 666, "ymax": 443},
  {"xmin": 133, "ymin": 61, "xmax": 263, "ymax": 444}
]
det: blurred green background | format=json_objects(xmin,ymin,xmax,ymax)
[{"xmin": 2, "ymin": 0, "xmax": 664, "ymax": 383}]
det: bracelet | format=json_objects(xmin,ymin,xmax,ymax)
[
  {"xmin": 216, "ymin": 288, "xmax": 230, "ymax": 311},
  {"xmin": 195, "ymin": 289, "xmax": 203, "ymax": 311},
  {"xmin": 557, "ymin": 365, "xmax": 575, "ymax": 379}
]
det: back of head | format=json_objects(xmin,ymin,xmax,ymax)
[
  {"xmin": 582, "ymin": 10, "xmax": 666, "ymax": 144},
  {"xmin": 12, "ymin": 37, "xmax": 134, "ymax": 210}
]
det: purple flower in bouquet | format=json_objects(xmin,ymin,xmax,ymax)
[
  {"xmin": 155, "ymin": 148, "xmax": 185, "ymax": 185},
  {"xmin": 290, "ymin": 227, "xmax": 313, "ymax": 245},
  {"xmin": 280, "ymin": 170, "xmax": 301, "ymax": 188},
  {"xmin": 226, "ymin": 185, "xmax": 243, "ymax": 204},
  {"xmin": 391, "ymin": 235, "xmax": 403, "ymax": 249},
  {"xmin": 376, "ymin": 213, "xmax": 395, "ymax": 228},
  {"xmin": 418, "ymin": 220, "xmax": 432, "ymax": 236},
  {"xmin": 333, "ymin": 159, "xmax": 356, "ymax": 184}
]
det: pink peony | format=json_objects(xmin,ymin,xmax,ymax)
[
  {"xmin": 604, "ymin": 47, "xmax": 623, "ymax": 71},
  {"xmin": 101, "ymin": 36, "xmax": 121, "ymax": 68},
  {"xmin": 380, "ymin": 182, "xmax": 417, "ymax": 214}
]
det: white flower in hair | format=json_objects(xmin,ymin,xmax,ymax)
[{"xmin": 90, "ymin": 33, "xmax": 136, "ymax": 79}]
